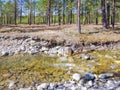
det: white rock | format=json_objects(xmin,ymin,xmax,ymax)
[
  {"xmin": 86, "ymin": 80, "xmax": 93, "ymax": 88},
  {"xmin": 70, "ymin": 85, "xmax": 77, "ymax": 90},
  {"xmin": 37, "ymin": 83, "xmax": 48, "ymax": 90},
  {"xmin": 8, "ymin": 80, "xmax": 15, "ymax": 89},
  {"xmin": 72, "ymin": 73, "xmax": 81, "ymax": 81},
  {"xmin": 59, "ymin": 57, "xmax": 68, "ymax": 62},
  {"xmin": 19, "ymin": 87, "xmax": 31, "ymax": 90},
  {"xmin": 57, "ymin": 47, "xmax": 64, "ymax": 55},
  {"xmin": 1, "ymin": 50, "xmax": 9, "ymax": 56},
  {"xmin": 64, "ymin": 47, "xmax": 73, "ymax": 55},
  {"xmin": 41, "ymin": 47, "xmax": 49, "ymax": 52},
  {"xmin": 80, "ymin": 54, "xmax": 91, "ymax": 60},
  {"xmin": 80, "ymin": 86, "xmax": 87, "ymax": 90}
]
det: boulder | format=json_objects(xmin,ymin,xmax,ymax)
[{"xmin": 64, "ymin": 47, "xmax": 73, "ymax": 55}]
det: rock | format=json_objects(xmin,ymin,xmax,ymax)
[
  {"xmin": 48, "ymin": 48, "xmax": 58, "ymax": 54},
  {"xmin": 70, "ymin": 85, "xmax": 77, "ymax": 90},
  {"xmin": 40, "ymin": 41, "xmax": 49, "ymax": 47},
  {"xmin": 40, "ymin": 47, "xmax": 49, "ymax": 52},
  {"xmin": 64, "ymin": 47, "xmax": 73, "ymax": 55},
  {"xmin": 59, "ymin": 57, "xmax": 68, "ymax": 62},
  {"xmin": 72, "ymin": 73, "xmax": 81, "ymax": 81},
  {"xmin": 80, "ymin": 86, "xmax": 87, "ymax": 90},
  {"xmin": 57, "ymin": 47, "xmax": 64, "ymax": 55},
  {"xmin": 85, "ymin": 80, "xmax": 93, "ymax": 88},
  {"xmin": 19, "ymin": 87, "xmax": 31, "ymax": 90},
  {"xmin": 99, "ymin": 79, "xmax": 107, "ymax": 83},
  {"xmin": 31, "ymin": 82, "xmax": 36, "ymax": 87},
  {"xmin": 84, "ymin": 73, "xmax": 95, "ymax": 80},
  {"xmin": 80, "ymin": 54, "xmax": 91, "ymax": 60},
  {"xmin": 1, "ymin": 50, "xmax": 9, "ymax": 56},
  {"xmin": 55, "ymin": 46, "xmax": 61, "ymax": 50},
  {"xmin": 8, "ymin": 80, "xmax": 15, "ymax": 89},
  {"xmin": 116, "ymin": 81, "xmax": 120, "ymax": 87},
  {"xmin": 99, "ymin": 73, "xmax": 114, "ymax": 79},
  {"xmin": 116, "ymin": 87, "xmax": 120, "ymax": 90},
  {"xmin": 28, "ymin": 48, "xmax": 39, "ymax": 55},
  {"xmin": 37, "ymin": 83, "xmax": 49, "ymax": 90},
  {"xmin": 47, "ymin": 87, "xmax": 54, "ymax": 90},
  {"xmin": 106, "ymin": 80, "xmax": 116, "ymax": 90},
  {"xmin": 19, "ymin": 46, "xmax": 26, "ymax": 51},
  {"xmin": 55, "ymin": 84, "xmax": 64, "ymax": 89}
]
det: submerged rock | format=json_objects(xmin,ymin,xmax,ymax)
[
  {"xmin": 80, "ymin": 54, "xmax": 92, "ymax": 60},
  {"xmin": 37, "ymin": 83, "xmax": 49, "ymax": 90},
  {"xmin": 8, "ymin": 80, "xmax": 15, "ymax": 89},
  {"xmin": 72, "ymin": 73, "xmax": 81, "ymax": 81},
  {"xmin": 1, "ymin": 50, "xmax": 9, "ymax": 56},
  {"xmin": 84, "ymin": 73, "xmax": 95, "ymax": 80},
  {"xmin": 99, "ymin": 73, "xmax": 114, "ymax": 79}
]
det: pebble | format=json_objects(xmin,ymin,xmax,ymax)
[
  {"xmin": 99, "ymin": 73, "xmax": 114, "ymax": 79},
  {"xmin": 80, "ymin": 54, "xmax": 91, "ymax": 60},
  {"xmin": 72, "ymin": 73, "xmax": 81, "ymax": 81},
  {"xmin": 19, "ymin": 87, "xmax": 31, "ymax": 90},
  {"xmin": 84, "ymin": 73, "xmax": 95, "ymax": 80},
  {"xmin": 8, "ymin": 80, "xmax": 15, "ymax": 89},
  {"xmin": 37, "ymin": 83, "xmax": 48, "ymax": 90}
]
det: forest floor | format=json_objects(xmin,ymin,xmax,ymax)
[{"xmin": 0, "ymin": 24, "xmax": 120, "ymax": 44}]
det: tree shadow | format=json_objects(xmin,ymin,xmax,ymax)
[{"xmin": 0, "ymin": 25, "xmax": 62, "ymax": 33}]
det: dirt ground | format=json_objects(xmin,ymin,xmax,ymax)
[{"xmin": 0, "ymin": 24, "xmax": 120, "ymax": 43}]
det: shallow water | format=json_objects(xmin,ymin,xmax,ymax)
[{"xmin": 0, "ymin": 50, "xmax": 120, "ymax": 89}]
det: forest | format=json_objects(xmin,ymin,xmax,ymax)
[
  {"xmin": 0, "ymin": 0, "xmax": 120, "ymax": 90},
  {"xmin": 0, "ymin": 0, "xmax": 120, "ymax": 31}
]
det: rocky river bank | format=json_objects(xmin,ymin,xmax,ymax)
[{"xmin": 0, "ymin": 34, "xmax": 120, "ymax": 56}]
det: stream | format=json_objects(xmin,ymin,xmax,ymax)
[{"xmin": 0, "ymin": 50, "xmax": 120, "ymax": 90}]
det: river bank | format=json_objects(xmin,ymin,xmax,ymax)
[{"xmin": 0, "ymin": 24, "xmax": 120, "ymax": 90}]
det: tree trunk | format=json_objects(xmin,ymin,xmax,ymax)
[
  {"xmin": 107, "ymin": 1, "xmax": 110, "ymax": 27},
  {"xmin": 20, "ymin": 0, "xmax": 22, "ymax": 24},
  {"xmin": 58, "ymin": 5, "xmax": 61, "ymax": 25},
  {"xmin": 95, "ymin": 0, "xmax": 98, "ymax": 25},
  {"xmin": 29, "ymin": 0, "xmax": 32, "ymax": 25},
  {"xmin": 78, "ymin": 0, "xmax": 81, "ymax": 33},
  {"xmin": 62, "ymin": 0, "xmax": 65, "ymax": 25},
  {"xmin": 112, "ymin": 0, "xmax": 115, "ymax": 30},
  {"xmin": 70, "ymin": 10, "xmax": 72, "ymax": 24},
  {"xmin": 47, "ymin": 0, "xmax": 51, "ymax": 26},
  {"xmin": 14, "ymin": 0, "xmax": 17, "ymax": 25},
  {"xmin": 33, "ymin": 0, "xmax": 36, "ymax": 24},
  {"xmin": 101, "ymin": 0, "xmax": 107, "ymax": 29}
]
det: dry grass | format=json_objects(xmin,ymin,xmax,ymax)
[{"xmin": 0, "ymin": 24, "xmax": 120, "ymax": 43}]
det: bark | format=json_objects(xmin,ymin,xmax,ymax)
[
  {"xmin": 33, "ymin": 0, "xmax": 36, "ymax": 24},
  {"xmin": 14, "ymin": 0, "xmax": 17, "ymax": 25},
  {"xmin": 47, "ymin": 0, "xmax": 51, "ymax": 26},
  {"xmin": 107, "ymin": 1, "xmax": 110, "ymax": 27},
  {"xmin": 29, "ymin": 0, "xmax": 32, "ymax": 25},
  {"xmin": 58, "ymin": 4, "xmax": 61, "ymax": 25},
  {"xmin": 20, "ymin": 0, "xmax": 22, "ymax": 24},
  {"xmin": 78, "ymin": 0, "xmax": 81, "ymax": 33},
  {"xmin": 101, "ymin": 0, "xmax": 107, "ymax": 29},
  {"xmin": 95, "ymin": 0, "xmax": 98, "ymax": 25},
  {"xmin": 62, "ymin": 0, "xmax": 65, "ymax": 25},
  {"xmin": 112, "ymin": 0, "xmax": 115, "ymax": 30}
]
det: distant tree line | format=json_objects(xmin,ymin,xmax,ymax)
[{"xmin": 0, "ymin": 0, "xmax": 120, "ymax": 33}]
